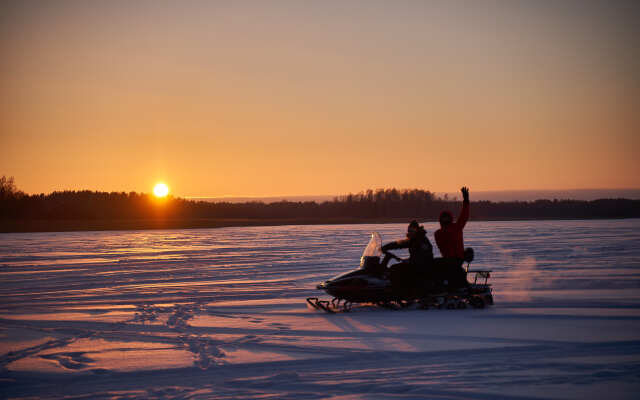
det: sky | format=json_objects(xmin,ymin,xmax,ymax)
[{"xmin": 1, "ymin": 0, "xmax": 639, "ymax": 198}]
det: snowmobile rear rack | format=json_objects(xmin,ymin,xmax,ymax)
[{"xmin": 467, "ymin": 270, "xmax": 491, "ymax": 285}]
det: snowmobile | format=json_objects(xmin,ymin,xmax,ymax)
[{"xmin": 306, "ymin": 232, "xmax": 493, "ymax": 313}]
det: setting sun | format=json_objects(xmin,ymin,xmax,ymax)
[{"xmin": 153, "ymin": 183, "xmax": 169, "ymax": 198}]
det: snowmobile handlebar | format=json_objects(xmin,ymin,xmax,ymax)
[{"xmin": 383, "ymin": 251, "xmax": 404, "ymax": 262}]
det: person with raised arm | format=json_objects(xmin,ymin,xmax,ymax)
[{"xmin": 434, "ymin": 187, "xmax": 470, "ymax": 289}]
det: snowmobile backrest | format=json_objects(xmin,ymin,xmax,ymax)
[{"xmin": 464, "ymin": 247, "xmax": 474, "ymax": 263}]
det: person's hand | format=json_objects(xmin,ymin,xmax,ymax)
[{"xmin": 461, "ymin": 186, "xmax": 469, "ymax": 202}]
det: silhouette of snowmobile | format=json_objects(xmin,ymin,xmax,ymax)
[{"xmin": 307, "ymin": 232, "xmax": 493, "ymax": 313}]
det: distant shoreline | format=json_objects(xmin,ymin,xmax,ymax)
[
  {"xmin": 1, "ymin": 216, "xmax": 638, "ymax": 234},
  {"xmin": 189, "ymin": 188, "xmax": 640, "ymax": 204},
  {"xmin": 2, "ymin": 188, "xmax": 638, "ymax": 233}
]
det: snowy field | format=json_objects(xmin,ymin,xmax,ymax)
[{"xmin": 1, "ymin": 220, "xmax": 639, "ymax": 399}]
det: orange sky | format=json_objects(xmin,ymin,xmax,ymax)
[{"xmin": 1, "ymin": 1, "xmax": 639, "ymax": 197}]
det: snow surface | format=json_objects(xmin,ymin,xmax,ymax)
[{"xmin": 1, "ymin": 220, "xmax": 639, "ymax": 399}]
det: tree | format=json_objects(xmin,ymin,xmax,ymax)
[{"xmin": 0, "ymin": 176, "xmax": 24, "ymax": 199}]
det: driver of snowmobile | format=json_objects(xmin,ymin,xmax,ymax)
[{"xmin": 381, "ymin": 220, "xmax": 433, "ymax": 267}]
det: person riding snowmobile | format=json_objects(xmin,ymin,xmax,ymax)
[
  {"xmin": 434, "ymin": 186, "xmax": 470, "ymax": 289},
  {"xmin": 382, "ymin": 220, "xmax": 433, "ymax": 266},
  {"xmin": 381, "ymin": 220, "xmax": 433, "ymax": 293}
]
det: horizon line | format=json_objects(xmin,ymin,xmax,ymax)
[
  {"xmin": 184, "ymin": 188, "xmax": 640, "ymax": 203},
  {"xmin": 185, "ymin": 187, "xmax": 640, "ymax": 198}
]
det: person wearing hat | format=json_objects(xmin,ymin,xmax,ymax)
[
  {"xmin": 381, "ymin": 220, "xmax": 434, "ymax": 293},
  {"xmin": 382, "ymin": 220, "xmax": 434, "ymax": 266}
]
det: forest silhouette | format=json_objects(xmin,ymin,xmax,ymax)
[{"xmin": 1, "ymin": 176, "xmax": 638, "ymax": 232}]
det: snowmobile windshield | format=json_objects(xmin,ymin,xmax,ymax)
[{"xmin": 360, "ymin": 232, "xmax": 382, "ymax": 268}]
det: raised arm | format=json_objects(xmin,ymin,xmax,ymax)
[{"xmin": 457, "ymin": 187, "xmax": 470, "ymax": 228}]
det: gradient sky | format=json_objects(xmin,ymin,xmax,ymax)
[{"xmin": 1, "ymin": 0, "xmax": 639, "ymax": 197}]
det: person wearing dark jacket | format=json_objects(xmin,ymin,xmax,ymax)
[
  {"xmin": 381, "ymin": 220, "xmax": 433, "ymax": 293},
  {"xmin": 434, "ymin": 186, "xmax": 470, "ymax": 289},
  {"xmin": 382, "ymin": 220, "xmax": 434, "ymax": 266}
]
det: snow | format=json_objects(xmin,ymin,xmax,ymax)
[{"xmin": 1, "ymin": 220, "xmax": 639, "ymax": 399}]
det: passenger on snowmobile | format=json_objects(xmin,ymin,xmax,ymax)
[
  {"xmin": 434, "ymin": 186, "xmax": 470, "ymax": 289},
  {"xmin": 381, "ymin": 220, "xmax": 434, "ymax": 291}
]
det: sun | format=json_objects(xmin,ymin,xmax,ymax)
[{"xmin": 153, "ymin": 183, "xmax": 169, "ymax": 198}]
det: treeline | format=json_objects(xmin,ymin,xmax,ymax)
[{"xmin": 1, "ymin": 178, "xmax": 638, "ymax": 223}]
